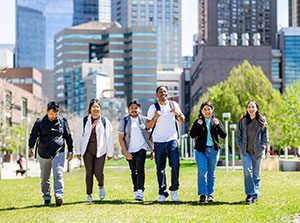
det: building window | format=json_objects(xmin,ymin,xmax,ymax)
[{"xmin": 22, "ymin": 98, "xmax": 28, "ymax": 117}]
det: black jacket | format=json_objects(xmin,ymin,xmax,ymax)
[
  {"xmin": 28, "ymin": 115, "xmax": 73, "ymax": 159},
  {"xmin": 189, "ymin": 118, "xmax": 227, "ymax": 153}
]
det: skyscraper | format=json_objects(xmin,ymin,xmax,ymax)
[
  {"xmin": 16, "ymin": 6, "xmax": 46, "ymax": 69},
  {"xmin": 198, "ymin": 0, "xmax": 277, "ymax": 48},
  {"xmin": 111, "ymin": 0, "xmax": 182, "ymax": 68},
  {"xmin": 45, "ymin": 0, "xmax": 73, "ymax": 69},
  {"xmin": 289, "ymin": 0, "xmax": 300, "ymax": 26},
  {"xmin": 54, "ymin": 21, "xmax": 157, "ymax": 113},
  {"xmin": 73, "ymin": 0, "xmax": 111, "ymax": 26}
]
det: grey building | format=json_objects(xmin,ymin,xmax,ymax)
[
  {"xmin": 16, "ymin": 6, "xmax": 46, "ymax": 69},
  {"xmin": 54, "ymin": 21, "xmax": 157, "ymax": 114},
  {"xmin": 289, "ymin": 0, "xmax": 300, "ymax": 27},
  {"xmin": 111, "ymin": 0, "xmax": 182, "ymax": 68},
  {"xmin": 198, "ymin": 0, "xmax": 277, "ymax": 48},
  {"xmin": 73, "ymin": 0, "xmax": 111, "ymax": 26},
  {"xmin": 190, "ymin": 46, "xmax": 273, "ymax": 107}
]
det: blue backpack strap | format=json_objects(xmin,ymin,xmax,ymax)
[
  {"xmin": 149, "ymin": 102, "xmax": 160, "ymax": 140},
  {"xmin": 101, "ymin": 116, "xmax": 106, "ymax": 129},
  {"xmin": 169, "ymin": 100, "xmax": 179, "ymax": 139},
  {"xmin": 123, "ymin": 116, "xmax": 129, "ymax": 137}
]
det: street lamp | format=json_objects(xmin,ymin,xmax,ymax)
[
  {"xmin": 222, "ymin": 112, "xmax": 231, "ymax": 171},
  {"xmin": 229, "ymin": 124, "xmax": 237, "ymax": 171}
]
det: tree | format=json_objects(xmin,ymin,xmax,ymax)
[
  {"xmin": 192, "ymin": 60, "xmax": 283, "ymax": 146},
  {"xmin": 277, "ymin": 81, "xmax": 300, "ymax": 148}
]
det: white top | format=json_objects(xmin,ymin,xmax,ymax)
[
  {"xmin": 75, "ymin": 115, "xmax": 114, "ymax": 158},
  {"xmin": 128, "ymin": 117, "xmax": 147, "ymax": 153},
  {"xmin": 147, "ymin": 100, "xmax": 182, "ymax": 143}
]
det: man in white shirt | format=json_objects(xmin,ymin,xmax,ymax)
[
  {"xmin": 146, "ymin": 86, "xmax": 185, "ymax": 202},
  {"xmin": 118, "ymin": 100, "xmax": 153, "ymax": 201}
]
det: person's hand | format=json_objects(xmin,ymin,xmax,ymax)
[
  {"xmin": 107, "ymin": 156, "xmax": 113, "ymax": 161},
  {"xmin": 77, "ymin": 154, "xmax": 82, "ymax": 160},
  {"xmin": 212, "ymin": 118, "xmax": 219, "ymax": 125},
  {"xmin": 197, "ymin": 119, "xmax": 203, "ymax": 125},
  {"xmin": 67, "ymin": 153, "xmax": 73, "ymax": 161},
  {"xmin": 150, "ymin": 151, "xmax": 154, "ymax": 160},
  {"xmin": 124, "ymin": 151, "xmax": 133, "ymax": 160},
  {"xmin": 154, "ymin": 111, "xmax": 161, "ymax": 120},
  {"xmin": 29, "ymin": 148, "xmax": 35, "ymax": 157}
]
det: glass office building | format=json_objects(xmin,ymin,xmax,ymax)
[
  {"xmin": 279, "ymin": 28, "xmax": 300, "ymax": 90},
  {"xmin": 16, "ymin": 6, "xmax": 46, "ymax": 69},
  {"xmin": 54, "ymin": 22, "xmax": 157, "ymax": 113},
  {"xmin": 112, "ymin": 0, "xmax": 182, "ymax": 68},
  {"xmin": 73, "ymin": 0, "xmax": 111, "ymax": 26}
]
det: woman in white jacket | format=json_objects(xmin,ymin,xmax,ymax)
[{"xmin": 76, "ymin": 99, "xmax": 114, "ymax": 203}]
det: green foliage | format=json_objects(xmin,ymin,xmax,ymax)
[
  {"xmin": 277, "ymin": 81, "xmax": 300, "ymax": 148},
  {"xmin": 192, "ymin": 60, "xmax": 283, "ymax": 146}
]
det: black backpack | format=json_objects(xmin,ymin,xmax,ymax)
[{"xmin": 149, "ymin": 101, "xmax": 179, "ymax": 140}]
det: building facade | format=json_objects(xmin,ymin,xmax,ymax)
[
  {"xmin": 111, "ymin": 0, "xmax": 182, "ymax": 68},
  {"xmin": 54, "ymin": 21, "xmax": 157, "ymax": 114},
  {"xmin": 198, "ymin": 0, "xmax": 277, "ymax": 48},
  {"xmin": 1, "ymin": 68, "xmax": 43, "ymax": 98},
  {"xmin": 16, "ymin": 6, "xmax": 46, "ymax": 69},
  {"xmin": 289, "ymin": 0, "xmax": 300, "ymax": 27},
  {"xmin": 278, "ymin": 27, "xmax": 300, "ymax": 91},
  {"xmin": 73, "ymin": 0, "xmax": 111, "ymax": 26},
  {"xmin": 45, "ymin": 0, "xmax": 73, "ymax": 69},
  {"xmin": 190, "ymin": 46, "xmax": 273, "ymax": 107}
]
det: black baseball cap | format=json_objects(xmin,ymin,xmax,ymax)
[
  {"xmin": 128, "ymin": 100, "xmax": 141, "ymax": 108},
  {"xmin": 47, "ymin": 101, "xmax": 59, "ymax": 111}
]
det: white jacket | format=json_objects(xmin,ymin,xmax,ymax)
[{"xmin": 76, "ymin": 114, "xmax": 114, "ymax": 158}]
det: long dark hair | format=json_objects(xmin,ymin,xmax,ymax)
[
  {"xmin": 243, "ymin": 100, "xmax": 266, "ymax": 128},
  {"xmin": 198, "ymin": 101, "xmax": 215, "ymax": 120},
  {"xmin": 88, "ymin": 99, "xmax": 102, "ymax": 114}
]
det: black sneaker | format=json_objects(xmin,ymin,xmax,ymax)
[
  {"xmin": 207, "ymin": 195, "xmax": 214, "ymax": 203},
  {"xmin": 252, "ymin": 197, "xmax": 258, "ymax": 203},
  {"xmin": 245, "ymin": 195, "xmax": 252, "ymax": 205},
  {"xmin": 199, "ymin": 195, "xmax": 206, "ymax": 203},
  {"xmin": 44, "ymin": 199, "xmax": 51, "ymax": 206},
  {"xmin": 55, "ymin": 198, "xmax": 63, "ymax": 207}
]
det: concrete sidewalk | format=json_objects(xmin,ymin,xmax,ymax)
[{"xmin": 0, "ymin": 158, "xmax": 81, "ymax": 180}]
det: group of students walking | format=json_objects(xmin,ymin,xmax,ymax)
[{"xmin": 28, "ymin": 86, "xmax": 268, "ymax": 207}]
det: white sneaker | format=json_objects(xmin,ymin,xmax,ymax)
[
  {"xmin": 86, "ymin": 195, "xmax": 93, "ymax": 203},
  {"xmin": 99, "ymin": 187, "xmax": 105, "ymax": 200},
  {"xmin": 135, "ymin": 189, "xmax": 144, "ymax": 201},
  {"xmin": 171, "ymin": 190, "xmax": 179, "ymax": 201},
  {"xmin": 157, "ymin": 195, "xmax": 166, "ymax": 202}
]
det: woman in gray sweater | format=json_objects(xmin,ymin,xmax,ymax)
[{"xmin": 236, "ymin": 101, "xmax": 268, "ymax": 205}]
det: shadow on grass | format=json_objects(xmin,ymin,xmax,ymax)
[{"xmin": 0, "ymin": 200, "xmax": 245, "ymax": 212}]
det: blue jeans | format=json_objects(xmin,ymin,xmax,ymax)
[
  {"xmin": 154, "ymin": 140, "xmax": 180, "ymax": 196},
  {"xmin": 241, "ymin": 152, "xmax": 262, "ymax": 198},
  {"xmin": 38, "ymin": 152, "xmax": 65, "ymax": 200},
  {"xmin": 195, "ymin": 146, "xmax": 220, "ymax": 196}
]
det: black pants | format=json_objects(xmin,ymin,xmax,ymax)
[{"xmin": 127, "ymin": 149, "xmax": 146, "ymax": 192}]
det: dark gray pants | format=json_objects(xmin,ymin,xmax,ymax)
[{"xmin": 83, "ymin": 150, "xmax": 106, "ymax": 195}]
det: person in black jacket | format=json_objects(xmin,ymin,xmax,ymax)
[
  {"xmin": 190, "ymin": 101, "xmax": 227, "ymax": 203},
  {"xmin": 29, "ymin": 101, "xmax": 73, "ymax": 207}
]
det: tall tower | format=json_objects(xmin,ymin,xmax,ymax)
[
  {"xmin": 198, "ymin": 0, "xmax": 277, "ymax": 47},
  {"xmin": 289, "ymin": 0, "xmax": 300, "ymax": 27},
  {"xmin": 73, "ymin": 0, "xmax": 111, "ymax": 26},
  {"xmin": 112, "ymin": 0, "xmax": 182, "ymax": 68}
]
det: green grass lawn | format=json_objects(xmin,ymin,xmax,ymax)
[{"xmin": 0, "ymin": 159, "xmax": 299, "ymax": 223}]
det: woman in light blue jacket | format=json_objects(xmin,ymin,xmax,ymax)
[{"xmin": 236, "ymin": 101, "xmax": 268, "ymax": 205}]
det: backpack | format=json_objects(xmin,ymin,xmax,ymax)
[
  {"xmin": 83, "ymin": 115, "xmax": 106, "ymax": 134},
  {"xmin": 149, "ymin": 100, "xmax": 179, "ymax": 140}
]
